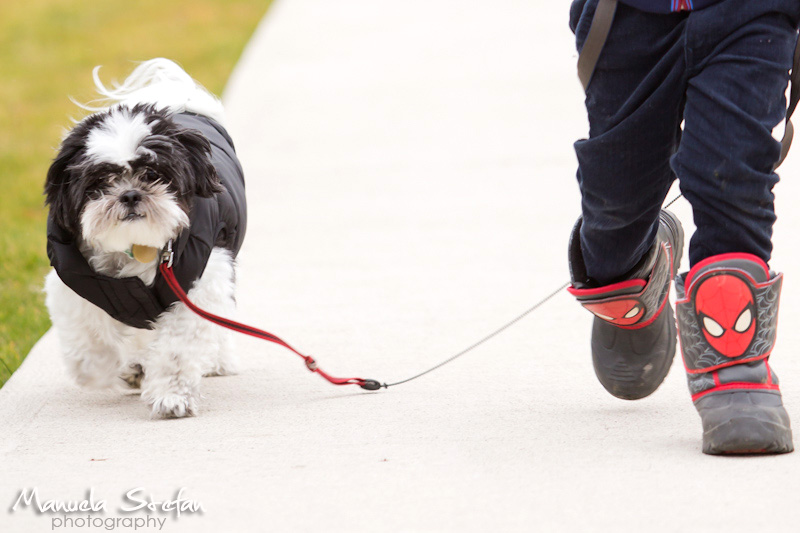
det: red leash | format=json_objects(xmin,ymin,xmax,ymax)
[{"xmin": 158, "ymin": 243, "xmax": 382, "ymax": 391}]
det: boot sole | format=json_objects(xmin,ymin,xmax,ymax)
[
  {"xmin": 698, "ymin": 392, "xmax": 794, "ymax": 455},
  {"xmin": 703, "ymin": 416, "xmax": 794, "ymax": 455}
]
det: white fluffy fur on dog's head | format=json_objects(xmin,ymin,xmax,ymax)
[{"xmin": 45, "ymin": 103, "xmax": 222, "ymax": 254}]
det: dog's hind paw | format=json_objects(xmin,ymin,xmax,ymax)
[
  {"xmin": 119, "ymin": 364, "xmax": 144, "ymax": 389},
  {"xmin": 150, "ymin": 394, "xmax": 198, "ymax": 419},
  {"xmin": 204, "ymin": 360, "xmax": 239, "ymax": 377}
]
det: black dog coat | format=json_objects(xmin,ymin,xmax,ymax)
[{"xmin": 46, "ymin": 113, "xmax": 247, "ymax": 329}]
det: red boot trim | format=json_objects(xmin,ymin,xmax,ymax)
[{"xmin": 691, "ymin": 382, "xmax": 781, "ymax": 402}]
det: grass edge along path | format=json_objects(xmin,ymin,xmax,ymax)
[{"xmin": 0, "ymin": 0, "xmax": 272, "ymax": 388}]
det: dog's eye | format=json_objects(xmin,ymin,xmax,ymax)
[{"xmin": 144, "ymin": 169, "xmax": 159, "ymax": 182}]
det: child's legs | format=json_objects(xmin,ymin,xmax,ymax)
[
  {"xmin": 674, "ymin": 3, "xmax": 800, "ymax": 267},
  {"xmin": 572, "ymin": 2, "xmax": 687, "ymax": 285}
]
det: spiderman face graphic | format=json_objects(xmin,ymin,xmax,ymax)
[
  {"xmin": 694, "ymin": 274, "xmax": 756, "ymax": 358},
  {"xmin": 583, "ymin": 298, "xmax": 644, "ymax": 326}
]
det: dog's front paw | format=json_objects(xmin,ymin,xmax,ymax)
[{"xmin": 150, "ymin": 394, "xmax": 198, "ymax": 419}]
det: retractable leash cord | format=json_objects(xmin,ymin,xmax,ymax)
[{"xmin": 157, "ymin": 240, "xmax": 569, "ymax": 391}]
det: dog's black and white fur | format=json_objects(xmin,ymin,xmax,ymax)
[{"xmin": 44, "ymin": 59, "xmax": 241, "ymax": 418}]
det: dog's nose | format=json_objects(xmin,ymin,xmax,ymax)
[{"xmin": 120, "ymin": 190, "xmax": 142, "ymax": 207}]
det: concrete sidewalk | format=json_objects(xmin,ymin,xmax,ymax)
[{"xmin": 4, "ymin": 1, "xmax": 800, "ymax": 531}]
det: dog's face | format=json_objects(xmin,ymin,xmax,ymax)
[{"xmin": 45, "ymin": 104, "xmax": 222, "ymax": 253}]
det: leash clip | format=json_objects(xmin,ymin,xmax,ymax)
[
  {"xmin": 305, "ymin": 357, "xmax": 318, "ymax": 371},
  {"xmin": 160, "ymin": 239, "xmax": 174, "ymax": 268},
  {"xmin": 358, "ymin": 379, "xmax": 383, "ymax": 391}
]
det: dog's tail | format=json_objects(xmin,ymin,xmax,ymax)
[{"xmin": 76, "ymin": 58, "xmax": 226, "ymax": 125}]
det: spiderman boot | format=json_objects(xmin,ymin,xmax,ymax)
[
  {"xmin": 676, "ymin": 254, "xmax": 793, "ymax": 454},
  {"xmin": 568, "ymin": 210, "xmax": 684, "ymax": 400}
]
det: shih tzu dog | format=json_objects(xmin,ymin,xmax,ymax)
[{"xmin": 44, "ymin": 58, "xmax": 247, "ymax": 418}]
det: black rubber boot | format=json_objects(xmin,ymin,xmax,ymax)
[
  {"xmin": 568, "ymin": 210, "xmax": 684, "ymax": 400},
  {"xmin": 676, "ymin": 254, "xmax": 793, "ymax": 455}
]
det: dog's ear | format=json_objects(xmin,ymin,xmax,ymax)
[
  {"xmin": 45, "ymin": 133, "xmax": 84, "ymax": 233},
  {"xmin": 176, "ymin": 128, "xmax": 223, "ymax": 198}
]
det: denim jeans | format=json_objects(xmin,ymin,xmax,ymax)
[{"xmin": 569, "ymin": 0, "xmax": 800, "ymax": 285}]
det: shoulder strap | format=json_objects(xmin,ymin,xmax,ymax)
[
  {"xmin": 577, "ymin": 0, "xmax": 617, "ymax": 91},
  {"xmin": 776, "ymin": 34, "xmax": 800, "ymax": 170}
]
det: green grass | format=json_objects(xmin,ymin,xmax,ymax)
[{"xmin": 0, "ymin": 0, "xmax": 271, "ymax": 387}]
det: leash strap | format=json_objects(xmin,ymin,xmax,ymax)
[
  {"xmin": 158, "ymin": 245, "xmax": 382, "ymax": 391},
  {"xmin": 577, "ymin": 0, "xmax": 799, "ymax": 169}
]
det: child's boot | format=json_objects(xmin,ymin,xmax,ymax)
[
  {"xmin": 676, "ymin": 254, "xmax": 793, "ymax": 454},
  {"xmin": 568, "ymin": 210, "xmax": 684, "ymax": 399}
]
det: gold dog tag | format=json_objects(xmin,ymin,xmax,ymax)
[{"xmin": 131, "ymin": 244, "xmax": 159, "ymax": 263}]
